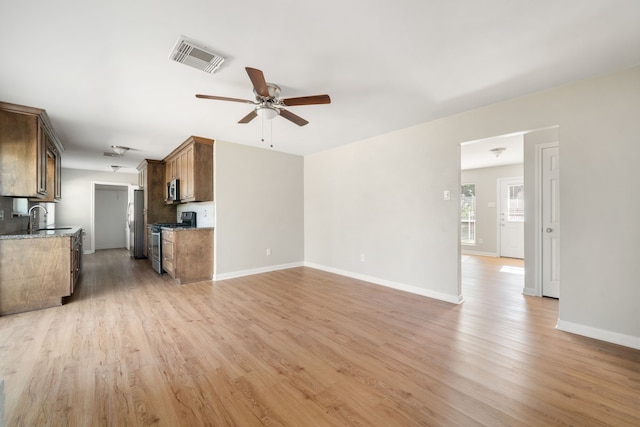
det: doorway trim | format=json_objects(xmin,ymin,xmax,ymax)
[
  {"xmin": 526, "ymin": 141, "xmax": 559, "ymax": 297},
  {"xmin": 89, "ymin": 180, "xmax": 135, "ymax": 254}
]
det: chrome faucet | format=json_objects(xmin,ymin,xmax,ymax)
[{"xmin": 28, "ymin": 204, "xmax": 48, "ymax": 232}]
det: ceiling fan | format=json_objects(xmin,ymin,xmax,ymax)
[{"xmin": 196, "ymin": 67, "xmax": 331, "ymax": 126}]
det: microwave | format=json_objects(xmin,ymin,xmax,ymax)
[{"xmin": 167, "ymin": 178, "xmax": 180, "ymax": 202}]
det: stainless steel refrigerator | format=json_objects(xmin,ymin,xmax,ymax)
[{"xmin": 127, "ymin": 189, "xmax": 145, "ymax": 258}]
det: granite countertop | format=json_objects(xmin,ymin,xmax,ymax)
[
  {"xmin": 0, "ymin": 225, "xmax": 83, "ymax": 240},
  {"xmin": 160, "ymin": 226, "xmax": 214, "ymax": 231}
]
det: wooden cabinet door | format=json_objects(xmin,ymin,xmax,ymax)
[
  {"xmin": 165, "ymin": 159, "xmax": 171, "ymax": 185},
  {"xmin": 70, "ymin": 232, "xmax": 82, "ymax": 294},
  {"xmin": 54, "ymin": 147, "xmax": 61, "ymax": 200},
  {"xmin": 36, "ymin": 121, "xmax": 47, "ymax": 196},
  {"xmin": 162, "ymin": 232, "xmax": 176, "ymax": 278},
  {"xmin": 138, "ymin": 166, "xmax": 146, "ymax": 189},
  {"xmin": 165, "ymin": 155, "xmax": 178, "ymax": 183},
  {"xmin": 38, "ymin": 144, "xmax": 61, "ymax": 202},
  {"xmin": 180, "ymin": 146, "xmax": 194, "ymax": 201}
]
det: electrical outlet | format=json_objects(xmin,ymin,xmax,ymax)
[
  {"xmin": 360, "ymin": 253, "xmax": 365, "ymax": 262},
  {"xmin": 266, "ymin": 248, "xmax": 271, "ymax": 256},
  {"xmin": 0, "ymin": 209, "xmax": 4, "ymax": 220},
  {"xmin": 443, "ymin": 190, "xmax": 451, "ymax": 201}
]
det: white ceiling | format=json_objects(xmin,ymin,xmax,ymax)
[
  {"xmin": 1, "ymin": 0, "xmax": 639, "ymax": 174},
  {"xmin": 461, "ymin": 133, "xmax": 524, "ymax": 170}
]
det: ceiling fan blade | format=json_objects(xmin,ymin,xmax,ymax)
[
  {"xmin": 281, "ymin": 94, "xmax": 331, "ymax": 106},
  {"xmin": 245, "ymin": 67, "xmax": 270, "ymax": 97},
  {"xmin": 238, "ymin": 110, "xmax": 258, "ymax": 124},
  {"xmin": 196, "ymin": 94, "xmax": 254, "ymax": 104},
  {"xmin": 279, "ymin": 108, "xmax": 309, "ymax": 126}
]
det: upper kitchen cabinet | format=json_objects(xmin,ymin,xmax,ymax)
[
  {"xmin": 164, "ymin": 136, "xmax": 213, "ymax": 203},
  {"xmin": 0, "ymin": 102, "xmax": 64, "ymax": 200}
]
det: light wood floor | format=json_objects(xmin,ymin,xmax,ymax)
[{"xmin": 0, "ymin": 250, "xmax": 638, "ymax": 426}]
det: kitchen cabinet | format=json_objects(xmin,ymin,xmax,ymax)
[
  {"xmin": 163, "ymin": 136, "xmax": 213, "ymax": 203},
  {"xmin": 36, "ymin": 143, "xmax": 62, "ymax": 202},
  {"xmin": 0, "ymin": 227, "xmax": 82, "ymax": 316},
  {"xmin": 70, "ymin": 229, "xmax": 82, "ymax": 294},
  {"xmin": 161, "ymin": 227, "xmax": 213, "ymax": 284},
  {"xmin": 0, "ymin": 102, "xmax": 64, "ymax": 200},
  {"xmin": 137, "ymin": 159, "xmax": 177, "ymax": 258}
]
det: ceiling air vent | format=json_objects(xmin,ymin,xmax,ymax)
[{"xmin": 169, "ymin": 36, "xmax": 225, "ymax": 74}]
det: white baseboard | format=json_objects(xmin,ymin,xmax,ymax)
[
  {"xmin": 556, "ymin": 319, "xmax": 640, "ymax": 350},
  {"xmin": 522, "ymin": 287, "xmax": 539, "ymax": 296},
  {"xmin": 214, "ymin": 262, "xmax": 304, "ymax": 281},
  {"xmin": 461, "ymin": 250, "xmax": 498, "ymax": 257},
  {"xmin": 305, "ymin": 262, "xmax": 463, "ymax": 304}
]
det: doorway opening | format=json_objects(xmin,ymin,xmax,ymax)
[
  {"xmin": 458, "ymin": 127, "xmax": 560, "ymax": 300},
  {"xmin": 89, "ymin": 181, "xmax": 132, "ymax": 254},
  {"xmin": 459, "ymin": 133, "xmax": 525, "ymax": 296}
]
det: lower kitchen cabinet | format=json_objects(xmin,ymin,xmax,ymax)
[
  {"xmin": 161, "ymin": 228, "xmax": 213, "ymax": 284},
  {"xmin": 0, "ymin": 228, "xmax": 83, "ymax": 315}
]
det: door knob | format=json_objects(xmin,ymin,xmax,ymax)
[{"xmin": 546, "ymin": 228, "xmax": 553, "ymax": 233}]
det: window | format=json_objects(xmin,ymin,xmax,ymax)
[
  {"xmin": 461, "ymin": 183, "xmax": 476, "ymax": 244},
  {"xmin": 507, "ymin": 184, "xmax": 524, "ymax": 222}
]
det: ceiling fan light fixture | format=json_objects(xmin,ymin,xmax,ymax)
[
  {"xmin": 256, "ymin": 105, "xmax": 279, "ymax": 120},
  {"xmin": 111, "ymin": 145, "xmax": 130, "ymax": 156}
]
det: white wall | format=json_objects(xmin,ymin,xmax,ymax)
[
  {"xmin": 58, "ymin": 168, "xmax": 138, "ymax": 252},
  {"xmin": 305, "ymin": 129, "xmax": 462, "ymax": 303},
  {"xmin": 305, "ymin": 66, "xmax": 640, "ymax": 348},
  {"xmin": 214, "ymin": 141, "xmax": 304, "ymax": 278},
  {"xmin": 461, "ymin": 163, "xmax": 524, "ymax": 256},
  {"xmin": 95, "ymin": 187, "xmax": 128, "ymax": 249}
]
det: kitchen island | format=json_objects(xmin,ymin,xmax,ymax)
[{"xmin": 0, "ymin": 226, "xmax": 82, "ymax": 315}]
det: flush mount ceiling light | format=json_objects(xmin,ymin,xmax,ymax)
[
  {"xmin": 490, "ymin": 147, "xmax": 506, "ymax": 157},
  {"xmin": 110, "ymin": 165, "xmax": 122, "ymax": 172},
  {"xmin": 111, "ymin": 145, "xmax": 130, "ymax": 156},
  {"xmin": 255, "ymin": 104, "xmax": 280, "ymax": 120}
]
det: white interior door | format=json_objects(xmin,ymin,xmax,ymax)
[
  {"xmin": 499, "ymin": 178, "xmax": 525, "ymax": 259},
  {"xmin": 542, "ymin": 146, "xmax": 560, "ymax": 298}
]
